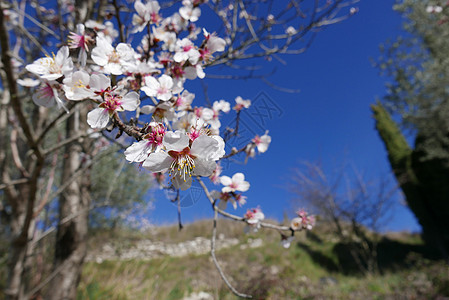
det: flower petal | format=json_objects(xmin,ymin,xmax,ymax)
[
  {"xmin": 163, "ymin": 131, "xmax": 189, "ymax": 152},
  {"xmin": 142, "ymin": 152, "xmax": 172, "ymax": 172},
  {"xmin": 87, "ymin": 108, "xmax": 109, "ymax": 128},
  {"xmin": 121, "ymin": 92, "xmax": 140, "ymax": 111},
  {"xmin": 193, "ymin": 157, "xmax": 216, "ymax": 177}
]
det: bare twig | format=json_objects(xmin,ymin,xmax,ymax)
[{"xmin": 211, "ymin": 207, "xmax": 252, "ymax": 298}]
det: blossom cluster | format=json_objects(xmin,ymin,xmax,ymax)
[{"xmin": 18, "ymin": 0, "xmax": 314, "ymax": 238}]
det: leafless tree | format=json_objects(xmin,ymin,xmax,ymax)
[{"xmin": 289, "ymin": 161, "xmax": 398, "ymax": 274}]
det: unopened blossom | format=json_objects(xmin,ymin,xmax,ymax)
[
  {"xmin": 142, "ymin": 74, "xmax": 174, "ymax": 101},
  {"xmin": 3, "ymin": 9, "xmax": 19, "ymax": 28},
  {"xmin": 68, "ymin": 24, "xmax": 92, "ymax": 66},
  {"xmin": 280, "ymin": 235, "xmax": 294, "ymax": 249},
  {"xmin": 33, "ymin": 82, "xmax": 68, "ymax": 112},
  {"xmin": 286, "ymin": 26, "xmax": 296, "ymax": 35},
  {"xmin": 87, "ymin": 91, "xmax": 140, "ymax": 129},
  {"xmin": 91, "ymin": 37, "xmax": 135, "ymax": 75},
  {"xmin": 26, "ymin": 46, "xmax": 73, "ymax": 80},
  {"xmin": 124, "ymin": 122, "xmax": 166, "ymax": 163},
  {"xmin": 220, "ymin": 173, "xmax": 250, "ymax": 193},
  {"xmin": 233, "ymin": 96, "xmax": 251, "ymax": 111},
  {"xmin": 142, "ymin": 130, "xmax": 225, "ymax": 190},
  {"xmin": 349, "ymin": 7, "xmax": 359, "ymax": 15}
]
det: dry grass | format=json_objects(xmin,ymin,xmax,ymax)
[{"xmin": 80, "ymin": 220, "xmax": 449, "ymax": 300}]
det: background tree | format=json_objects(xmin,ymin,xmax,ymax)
[
  {"xmin": 0, "ymin": 0, "xmax": 357, "ymax": 298},
  {"xmin": 290, "ymin": 161, "xmax": 396, "ymax": 274},
  {"xmin": 372, "ymin": 0, "xmax": 449, "ymax": 257}
]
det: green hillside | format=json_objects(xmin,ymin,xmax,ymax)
[{"xmin": 78, "ymin": 219, "xmax": 449, "ymax": 299}]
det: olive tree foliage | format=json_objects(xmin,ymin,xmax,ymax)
[
  {"xmin": 376, "ymin": 0, "xmax": 449, "ymax": 161},
  {"xmin": 88, "ymin": 149, "xmax": 153, "ymax": 229},
  {"xmin": 372, "ymin": 0, "xmax": 449, "ymax": 257},
  {"xmin": 0, "ymin": 0, "xmax": 358, "ymax": 299}
]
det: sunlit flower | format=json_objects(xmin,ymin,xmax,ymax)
[
  {"xmin": 179, "ymin": 4, "xmax": 201, "ymax": 22},
  {"xmin": 63, "ymin": 70, "xmax": 95, "ymax": 100},
  {"xmin": 124, "ymin": 122, "xmax": 166, "ymax": 163},
  {"xmin": 220, "ymin": 173, "xmax": 250, "ymax": 193},
  {"xmin": 33, "ymin": 82, "xmax": 68, "ymax": 112},
  {"xmin": 291, "ymin": 209, "xmax": 316, "ymax": 231},
  {"xmin": 87, "ymin": 91, "xmax": 140, "ymax": 128},
  {"xmin": 68, "ymin": 24, "xmax": 92, "ymax": 66},
  {"xmin": 244, "ymin": 207, "xmax": 265, "ymax": 232},
  {"xmin": 252, "ymin": 131, "xmax": 271, "ymax": 153},
  {"xmin": 26, "ymin": 46, "xmax": 73, "ymax": 80},
  {"xmin": 132, "ymin": 0, "xmax": 161, "ymax": 33},
  {"xmin": 141, "ymin": 74, "xmax": 174, "ymax": 101},
  {"xmin": 91, "ymin": 37, "xmax": 135, "ymax": 75},
  {"xmin": 233, "ymin": 96, "xmax": 251, "ymax": 111},
  {"xmin": 142, "ymin": 130, "xmax": 225, "ymax": 190},
  {"xmin": 174, "ymin": 38, "xmax": 200, "ymax": 64}
]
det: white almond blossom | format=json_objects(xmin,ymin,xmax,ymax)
[
  {"xmin": 87, "ymin": 91, "xmax": 140, "ymax": 129},
  {"xmin": 244, "ymin": 207, "xmax": 265, "ymax": 232},
  {"xmin": 174, "ymin": 90, "xmax": 195, "ymax": 111},
  {"xmin": 220, "ymin": 173, "xmax": 250, "ymax": 193},
  {"xmin": 33, "ymin": 82, "xmax": 68, "ymax": 112},
  {"xmin": 63, "ymin": 70, "xmax": 95, "ymax": 100},
  {"xmin": 253, "ymin": 131, "xmax": 271, "ymax": 153},
  {"xmin": 141, "ymin": 74, "xmax": 174, "ymax": 101},
  {"xmin": 143, "ymin": 130, "xmax": 225, "ymax": 190},
  {"xmin": 233, "ymin": 96, "xmax": 251, "ymax": 111},
  {"xmin": 68, "ymin": 24, "xmax": 92, "ymax": 67},
  {"xmin": 26, "ymin": 46, "xmax": 73, "ymax": 81},
  {"xmin": 184, "ymin": 64, "xmax": 205, "ymax": 80},
  {"xmin": 132, "ymin": 0, "xmax": 161, "ymax": 33},
  {"xmin": 200, "ymin": 29, "xmax": 226, "ymax": 61},
  {"xmin": 141, "ymin": 102, "xmax": 176, "ymax": 123},
  {"xmin": 173, "ymin": 38, "xmax": 200, "ymax": 64},
  {"xmin": 179, "ymin": 4, "xmax": 201, "ymax": 22},
  {"xmin": 91, "ymin": 37, "xmax": 135, "ymax": 75},
  {"xmin": 124, "ymin": 122, "xmax": 165, "ymax": 163}
]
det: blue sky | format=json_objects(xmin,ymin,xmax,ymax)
[{"xmin": 148, "ymin": 1, "xmax": 421, "ymax": 232}]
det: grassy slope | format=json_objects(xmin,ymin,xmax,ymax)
[{"xmin": 80, "ymin": 219, "xmax": 449, "ymax": 300}]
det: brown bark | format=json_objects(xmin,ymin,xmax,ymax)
[{"xmin": 47, "ymin": 109, "xmax": 90, "ymax": 300}]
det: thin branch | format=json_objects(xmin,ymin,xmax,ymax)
[
  {"xmin": 197, "ymin": 177, "xmax": 290, "ymax": 231},
  {"xmin": 0, "ymin": 5, "xmax": 42, "ymax": 160},
  {"xmin": 211, "ymin": 207, "xmax": 252, "ymax": 298}
]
